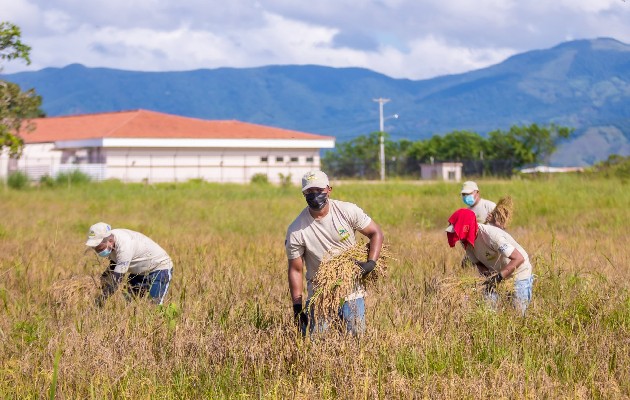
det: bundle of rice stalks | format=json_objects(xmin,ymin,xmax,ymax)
[
  {"xmin": 49, "ymin": 275, "xmax": 100, "ymax": 307},
  {"xmin": 426, "ymin": 275, "xmax": 516, "ymax": 306},
  {"xmin": 485, "ymin": 195, "xmax": 514, "ymax": 229},
  {"xmin": 310, "ymin": 242, "xmax": 393, "ymax": 320}
]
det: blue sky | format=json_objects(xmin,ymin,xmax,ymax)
[{"xmin": 3, "ymin": 0, "xmax": 630, "ymax": 79}]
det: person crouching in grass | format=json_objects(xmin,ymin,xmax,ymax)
[
  {"xmin": 445, "ymin": 208, "xmax": 534, "ymax": 315},
  {"xmin": 86, "ymin": 222, "xmax": 173, "ymax": 307}
]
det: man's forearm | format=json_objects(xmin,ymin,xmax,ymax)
[
  {"xmin": 287, "ymin": 266, "xmax": 303, "ymax": 304},
  {"xmin": 367, "ymin": 232, "xmax": 384, "ymax": 261}
]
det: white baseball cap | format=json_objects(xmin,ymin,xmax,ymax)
[
  {"xmin": 461, "ymin": 181, "xmax": 479, "ymax": 194},
  {"xmin": 301, "ymin": 170, "xmax": 330, "ymax": 191},
  {"xmin": 445, "ymin": 224, "xmax": 455, "ymax": 233},
  {"xmin": 85, "ymin": 222, "xmax": 112, "ymax": 247}
]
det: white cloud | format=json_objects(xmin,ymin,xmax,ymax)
[{"xmin": 2, "ymin": 0, "xmax": 629, "ymax": 79}]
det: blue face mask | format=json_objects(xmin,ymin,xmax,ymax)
[
  {"xmin": 462, "ymin": 194, "xmax": 475, "ymax": 206},
  {"xmin": 97, "ymin": 247, "xmax": 112, "ymax": 258}
]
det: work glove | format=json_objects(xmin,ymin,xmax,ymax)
[
  {"xmin": 355, "ymin": 259, "xmax": 376, "ymax": 278},
  {"xmin": 483, "ymin": 273, "xmax": 503, "ymax": 293},
  {"xmin": 293, "ymin": 303, "xmax": 308, "ymax": 331}
]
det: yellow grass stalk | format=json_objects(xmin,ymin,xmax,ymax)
[
  {"xmin": 49, "ymin": 275, "xmax": 100, "ymax": 307},
  {"xmin": 486, "ymin": 195, "xmax": 514, "ymax": 228},
  {"xmin": 310, "ymin": 242, "xmax": 392, "ymax": 320}
]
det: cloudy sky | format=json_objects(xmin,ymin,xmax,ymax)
[{"xmin": 3, "ymin": 0, "xmax": 630, "ymax": 80}]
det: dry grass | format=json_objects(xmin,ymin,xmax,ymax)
[
  {"xmin": 0, "ymin": 177, "xmax": 628, "ymax": 399},
  {"xmin": 48, "ymin": 275, "xmax": 100, "ymax": 308},
  {"xmin": 310, "ymin": 242, "xmax": 391, "ymax": 320}
]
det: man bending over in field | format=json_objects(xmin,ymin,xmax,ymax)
[
  {"xmin": 85, "ymin": 222, "xmax": 173, "ymax": 307},
  {"xmin": 286, "ymin": 170, "xmax": 384, "ymax": 336},
  {"xmin": 445, "ymin": 209, "xmax": 533, "ymax": 314}
]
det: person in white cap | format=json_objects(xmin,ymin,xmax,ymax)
[
  {"xmin": 445, "ymin": 208, "xmax": 533, "ymax": 314},
  {"xmin": 285, "ymin": 170, "xmax": 384, "ymax": 336},
  {"xmin": 85, "ymin": 222, "xmax": 174, "ymax": 306},
  {"xmin": 460, "ymin": 181, "xmax": 497, "ymax": 225}
]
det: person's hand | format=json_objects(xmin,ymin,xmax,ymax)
[
  {"xmin": 355, "ymin": 259, "xmax": 376, "ymax": 278},
  {"xmin": 293, "ymin": 304, "xmax": 308, "ymax": 330},
  {"xmin": 482, "ymin": 273, "xmax": 503, "ymax": 292}
]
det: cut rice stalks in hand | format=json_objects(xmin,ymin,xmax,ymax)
[
  {"xmin": 485, "ymin": 195, "xmax": 514, "ymax": 229},
  {"xmin": 310, "ymin": 242, "xmax": 393, "ymax": 320},
  {"xmin": 49, "ymin": 275, "xmax": 100, "ymax": 308}
]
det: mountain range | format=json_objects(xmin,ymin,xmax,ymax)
[{"xmin": 3, "ymin": 37, "xmax": 630, "ymax": 166}]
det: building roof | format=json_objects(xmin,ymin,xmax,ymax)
[{"xmin": 21, "ymin": 109, "xmax": 334, "ymax": 144}]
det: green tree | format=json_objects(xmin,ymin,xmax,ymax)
[
  {"xmin": 1, "ymin": 22, "xmax": 44, "ymax": 157},
  {"xmin": 487, "ymin": 124, "xmax": 573, "ymax": 167},
  {"xmin": 323, "ymin": 132, "xmax": 384, "ymax": 178}
]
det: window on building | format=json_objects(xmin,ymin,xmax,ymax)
[
  {"xmin": 306, "ymin": 156, "xmax": 314, "ymax": 163},
  {"xmin": 448, "ymin": 171, "xmax": 456, "ymax": 180},
  {"xmin": 276, "ymin": 156, "xmax": 284, "ymax": 162},
  {"xmin": 290, "ymin": 157, "xmax": 299, "ymax": 163},
  {"xmin": 260, "ymin": 156, "xmax": 268, "ymax": 163}
]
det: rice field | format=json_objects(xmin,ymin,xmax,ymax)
[{"xmin": 0, "ymin": 175, "xmax": 628, "ymax": 399}]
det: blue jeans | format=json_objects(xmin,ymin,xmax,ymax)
[
  {"xmin": 302, "ymin": 297, "xmax": 366, "ymax": 336},
  {"xmin": 127, "ymin": 268, "xmax": 173, "ymax": 305},
  {"xmin": 484, "ymin": 276, "xmax": 533, "ymax": 315}
]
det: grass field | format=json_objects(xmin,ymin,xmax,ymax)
[{"xmin": 0, "ymin": 175, "xmax": 628, "ymax": 399}]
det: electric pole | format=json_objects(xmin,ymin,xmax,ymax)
[{"xmin": 373, "ymin": 97, "xmax": 390, "ymax": 181}]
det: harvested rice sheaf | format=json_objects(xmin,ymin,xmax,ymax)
[
  {"xmin": 310, "ymin": 242, "xmax": 392, "ymax": 320},
  {"xmin": 49, "ymin": 275, "xmax": 100, "ymax": 307},
  {"xmin": 486, "ymin": 195, "xmax": 514, "ymax": 229}
]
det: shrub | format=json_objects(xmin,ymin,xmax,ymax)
[
  {"xmin": 39, "ymin": 174, "xmax": 56, "ymax": 188},
  {"xmin": 55, "ymin": 170, "xmax": 92, "ymax": 186},
  {"xmin": 7, "ymin": 171, "xmax": 29, "ymax": 190},
  {"xmin": 278, "ymin": 173, "xmax": 293, "ymax": 188},
  {"xmin": 250, "ymin": 173, "xmax": 269, "ymax": 185}
]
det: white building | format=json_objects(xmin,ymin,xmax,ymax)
[
  {"xmin": 1, "ymin": 109, "xmax": 335, "ymax": 184},
  {"xmin": 419, "ymin": 162, "xmax": 463, "ymax": 181}
]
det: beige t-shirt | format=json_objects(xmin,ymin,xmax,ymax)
[
  {"xmin": 108, "ymin": 229, "xmax": 172, "ymax": 275},
  {"xmin": 285, "ymin": 199, "xmax": 372, "ymax": 299},
  {"xmin": 469, "ymin": 198, "xmax": 496, "ymax": 224},
  {"xmin": 465, "ymin": 224, "xmax": 532, "ymax": 281}
]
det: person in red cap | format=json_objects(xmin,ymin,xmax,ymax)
[{"xmin": 446, "ymin": 208, "xmax": 533, "ymax": 314}]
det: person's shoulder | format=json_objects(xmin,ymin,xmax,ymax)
[
  {"xmin": 330, "ymin": 199, "xmax": 361, "ymax": 210},
  {"xmin": 480, "ymin": 223, "xmax": 514, "ymax": 240},
  {"xmin": 111, "ymin": 228, "xmax": 130, "ymax": 237},
  {"xmin": 482, "ymin": 198, "xmax": 497, "ymax": 208},
  {"xmin": 286, "ymin": 208, "xmax": 311, "ymax": 232}
]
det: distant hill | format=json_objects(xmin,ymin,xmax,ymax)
[{"xmin": 3, "ymin": 37, "xmax": 630, "ymax": 166}]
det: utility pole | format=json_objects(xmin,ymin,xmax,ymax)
[{"xmin": 373, "ymin": 98, "xmax": 390, "ymax": 181}]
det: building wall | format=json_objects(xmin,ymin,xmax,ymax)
[
  {"xmin": 420, "ymin": 163, "xmax": 462, "ymax": 181},
  {"xmin": 104, "ymin": 147, "xmax": 321, "ymax": 183},
  {"xmin": 0, "ymin": 143, "xmax": 62, "ymax": 181},
  {"xmin": 3, "ymin": 144, "xmax": 323, "ymax": 184}
]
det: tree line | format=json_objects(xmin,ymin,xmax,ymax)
[{"xmin": 323, "ymin": 125, "xmax": 573, "ymax": 178}]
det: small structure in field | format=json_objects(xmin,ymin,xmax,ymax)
[{"xmin": 420, "ymin": 162, "xmax": 463, "ymax": 181}]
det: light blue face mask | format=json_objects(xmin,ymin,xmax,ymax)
[
  {"xmin": 97, "ymin": 247, "xmax": 112, "ymax": 258},
  {"xmin": 462, "ymin": 194, "xmax": 475, "ymax": 206}
]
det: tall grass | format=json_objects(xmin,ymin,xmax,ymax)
[{"xmin": 0, "ymin": 175, "xmax": 628, "ymax": 398}]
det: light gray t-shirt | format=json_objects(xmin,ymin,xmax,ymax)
[
  {"xmin": 108, "ymin": 229, "xmax": 172, "ymax": 275},
  {"xmin": 469, "ymin": 198, "xmax": 496, "ymax": 224},
  {"xmin": 285, "ymin": 199, "xmax": 372, "ymax": 298},
  {"xmin": 465, "ymin": 224, "xmax": 532, "ymax": 281}
]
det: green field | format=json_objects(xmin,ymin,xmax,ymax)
[{"xmin": 0, "ymin": 175, "xmax": 628, "ymax": 399}]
